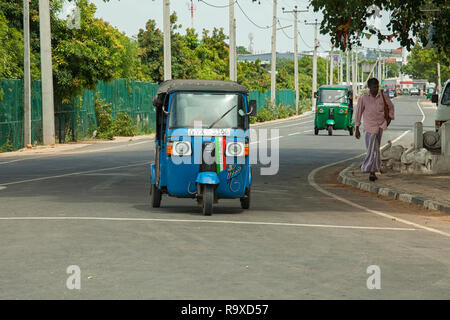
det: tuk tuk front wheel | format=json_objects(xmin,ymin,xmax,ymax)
[
  {"xmin": 349, "ymin": 127, "xmax": 354, "ymax": 136},
  {"xmin": 240, "ymin": 187, "xmax": 251, "ymax": 209},
  {"xmin": 150, "ymin": 184, "xmax": 161, "ymax": 208},
  {"xmin": 314, "ymin": 127, "xmax": 319, "ymax": 135},
  {"xmin": 328, "ymin": 126, "xmax": 333, "ymax": 136},
  {"xmin": 202, "ymin": 184, "xmax": 214, "ymax": 216}
]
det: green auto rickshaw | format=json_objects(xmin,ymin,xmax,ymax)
[{"xmin": 314, "ymin": 85, "xmax": 354, "ymax": 136}]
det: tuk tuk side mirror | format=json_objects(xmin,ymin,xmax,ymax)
[
  {"xmin": 314, "ymin": 91, "xmax": 318, "ymax": 99},
  {"xmin": 248, "ymin": 100, "xmax": 257, "ymax": 116},
  {"xmin": 431, "ymin": 94, "xmax": 439, "ymax": 104}
]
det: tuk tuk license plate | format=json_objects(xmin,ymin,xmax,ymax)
[{"xmin": 188, "ymin": 128, "xmax": 231, "ymax": 136}]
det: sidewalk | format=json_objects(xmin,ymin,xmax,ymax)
[{"xmin": 339, "ymin": 162, "xmax": 450, "ymax": 214}]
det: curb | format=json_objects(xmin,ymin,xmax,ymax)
[
  {"xmin": 338, "ymin": 162, "xmax": 450, "ymax": 215},
  {"xmin": 251, "ymin": 110, "xmax": 313, "ymax": 127}
]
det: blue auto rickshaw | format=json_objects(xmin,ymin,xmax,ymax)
[{"xmin": 150, "ymin": 80, "xmax": 257, "ymax": 215}]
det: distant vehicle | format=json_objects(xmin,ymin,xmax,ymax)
[
  {"xmin": 314, "ymin": 85, "xmax": 354, "ymax": 136},
  {"xmin": 388, "ymin": 91, "xmax": 395, "ymax": 98},
  {"xmin": 397, "ymin": 89, "xmax": 403, "ymax": 95},
  {"xmin": 410, "ymin": 88, "xmax": 420, "ymax": 96},
  {"xmin": 426, "ymin": 88, "xmax": 435, "ymax": 99},
  {"xmin": 402, "ymin": 88, "xmax": 409, "ymax": 95},
  {"xmin": 432, "ymin": 79, "xmax": 450, "ymax": 131}
]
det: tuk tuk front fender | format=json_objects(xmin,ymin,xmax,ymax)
[
  {"xmin": 326, "ymin": 119, "xmax": 335, "ymax": 126},
  {"xmin": 196, "ymin": 172, "xmax": 220, "ymax": 185}
]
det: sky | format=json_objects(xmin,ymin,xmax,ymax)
[{"xmin": 62, "ymin": 0, "xmax": 406, "ymax": 56}]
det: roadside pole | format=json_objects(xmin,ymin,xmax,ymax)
[
  {"xmin": 326, "ymin": 55, "xmax": 329, "ymax": 85},
  {"xmin": 346, "ymin": 49, "xmax": 349, "ymax": 84},
  {"xmin": 270, "ymin": 0, "xmax": 277, "ymax": 105},
  {"xmin": 329, "ymin": 45, "xmax": 334, "ymax": 84},
  {"xmin": 163, "ymin": 0, "xmax": 172, "ymax": 80},
  {"xmin": 355, "ymin": 49, "xmax": 358, "ymax": 95},
  {"xmin": 377, "ymin": 51, "xmax": 382, "ymax": 83},
  {"xmin": 39, "ymin": 0, "xmax": 55, "ymax": 145},
  {"xmin": 23, "ymin": 0, "xmax": 31, "ymax": 147},
  {"xmin": 305, "ymin": 19, "xmax": 319, "ymax": 112},
  {"xmin": 229, "ymin": 0, "xmax": 236, "ymax": 81},
  {"xmin": 352, "ymin": 49, "xmax": 356, "ymax": 95},
  {"xmin": 437, "ymin": 61, "xmax": 441, "ymax": 95},
  {"xmin": 283, "ymin": 6, "xmax": 307, "ymax": 115}
]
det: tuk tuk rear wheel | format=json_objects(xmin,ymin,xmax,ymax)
[
  {"xmin": 150, "ymin": 184, "xmax": 161, "ymax": 208},
  {"xmin": 328, "ymin": 126, "xmax": 333, "ymax": 136},
  {"xmin": 202, "ymin": 185, "xmax": 214, "ymax": 216},
  {"xmin": 314, "ymin": 127, "xmax": 319, "ymax": 135}
]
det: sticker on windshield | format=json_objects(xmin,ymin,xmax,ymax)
[{"xmin": 188, "ymin": 128, "xmax": 231, "ymax": 136}]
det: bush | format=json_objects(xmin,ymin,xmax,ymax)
[
  {"xmin": 0, "ymin": 139, "xmax": 14, "ymax": 153},
  {"xmin": 113, "ymin": 112, "xmax": 137, "ymax": 136},
  {"xmin": 94, "ymin": 96, "xmax": 114, "ymax": 140}
]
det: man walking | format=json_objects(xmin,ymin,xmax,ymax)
[{"xmin": 355, "ymin": 78, "xmax": 395, "ymax": 181}]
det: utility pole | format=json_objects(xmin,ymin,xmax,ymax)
[
  {"xmin": 437, "ymin": 61, "xmax": 441, "ymax": 95},
  {"xmin": 270, "ymin": 0, "xmax": 277, "ymax": 105},
  {"xmin": 326, "ymin": 55, "xmax": 329, "ymax": 85},
  {"xmin": 283, "ymin": 6, "xmax": 307, "ymax": 115},
  {"xmin": 355, "ymin": 49, "xmax": 358, "ymax": 94},
  {"xmin": 39, "ymin": 0, "xmax": 55, "ymax": 145},
  {"xmin": 352, "ymin": 49, "xmax": 356, "ymax": 95},
  {"xmin": 229, "ymin": 0, "xmax": 236, "ymax": 81},
  {"xmin": 377, "ymin": 51, "xmax": 382, "ymax": 83},
  {"xmin": 305, "ymin": 19, "xmax": 319, "ymax": 111},
  {"xmin": 163, "ymin": 0, "xmax": 171, "ymax": 80},
  {"xmin": 346, "ymin": 49, "xmax": 349, "ymax": 84},
  {"xmin": 23, "ymin": 0, "xmax": 31, "ymax": 147},
  {"xmin": 329, "ymin": 45, "xmax": 334, "ymax": 84},
  {"xmin": 339, "ymin": 52, "xmax": 343, "ymax": 84}
]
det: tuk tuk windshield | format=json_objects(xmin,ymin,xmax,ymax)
[
  {"xmin": 319, "ymin": 89, "xmax": 348, "ymax": 104},
  {"xmin": 169, "ymin": 93, "xmax": 246, "ymax": 128}
]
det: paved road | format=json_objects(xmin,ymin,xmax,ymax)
[{"xmin": 0, "ymin": 95, "xmax": 449, "ymax": 299}]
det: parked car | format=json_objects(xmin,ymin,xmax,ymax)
[
  {"xmin": 432, "ymin": 79, "xmax": 450, "ymax": 131},
  {"xmin": 410, "ymin": 88, "xmax": 420, "ymax": 96}
]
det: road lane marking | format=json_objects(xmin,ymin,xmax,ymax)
[
  {"xmin": 0, "ymin": 161, "xmax": 150, "ymax": 187},
  {"xmin": 0, "ymin": 216, "xmax": 416, "ymax": 232},
  {"xmin": 0, "ymin": 139, "xmax": 155, "ymax": 166},
  {"xmin": 417, "ymin": 99, "xmax": 426, "ymax": 123},
  {"xmin": 0, "ymin": 186, "xmax": 6, "ymax": 191},
  {"xmin": 308, "ymin": 100, "xmax": 450, "ymax": 238}
]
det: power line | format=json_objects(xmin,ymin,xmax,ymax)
[
  {"xmin": 197, "ymin": 0, "xmax": 234, "ymax": 9},
  {"xmin": 235, "ymin": 0, "xmax": 274, "ymax": 30},
  {"xmin": 298, "ymin": 30, "xmax": 313, "ymax": 49},
  {"xmin": 278, "ymin": 19, "xmax": 293, "ymax": 39}
]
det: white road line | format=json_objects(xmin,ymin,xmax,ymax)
[
  {"xmin": 307, "ymin": 99, "xmax": 450, "ymax": 238},
  {"xmin": 0, "ymin": 162, "xmax": 150, "ymax": 186},
  {"xmin": 0, "ymin": 216, "xmax": 416, "ymax": 231},
  {"xmin": 274, "ymin": 120, "xmax": 314, "ymax": 128},
  {"xmin": 0, "ymin": 139, "xmax": 155, "ymax": 166},
  {"xmin": 288, "ymin": 132, "xmax": 302, "ymax": 136},
  {"xmin": 416, "ymin": 99, "xmax": 426, "ymax": 123},
  {"xmin": 0, "ymin": 186, "xmax": 6, "ymax": 191}
]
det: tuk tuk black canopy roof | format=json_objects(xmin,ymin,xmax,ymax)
[
  {"xmin": 318, "ymin": 85, "xmax": 353, "ymax": 92},
  {"xmin": 156, "ymin": 79, "xmax": 249, "ymax": 95}
]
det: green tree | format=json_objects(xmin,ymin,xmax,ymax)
[
  {"xmin": 401, "ymin": 45, "xmax": 450, "ymax": 84},
  {"xmin": 289, "ymin": 0, "xmax": 450, "ymax": 51}
]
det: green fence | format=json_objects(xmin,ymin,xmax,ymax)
[{"xmin": 1, "ymin": 78, "xmax": 297, "ymax": 151}]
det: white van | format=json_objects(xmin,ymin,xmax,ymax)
[{"xmin": 433, "ymin": 79, "xmax": 450, "ymax": 131}]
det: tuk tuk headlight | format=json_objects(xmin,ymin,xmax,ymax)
[
  {"xmin": 172, "ymin": 141, "xmax": 192, "ymax": 156},
  {"xmin": 339, "ymin": 109, "xmax": 345, "ymax": 114},
  {"xmin": 226, "ymin": 142, "xmax": 245, "ymax": 157},
  {"xmin": 319, "ymin": 108, "xmax": 324, "ymax": 113}
]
